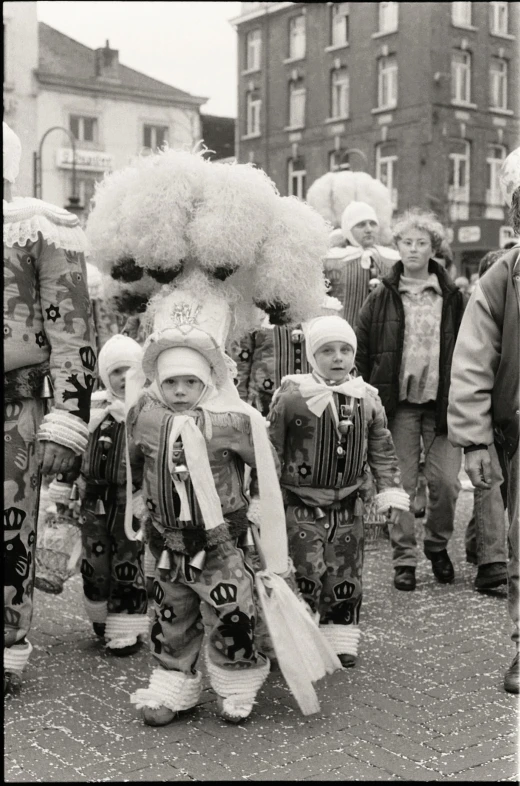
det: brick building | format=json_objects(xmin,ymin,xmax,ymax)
[{"xmin": 232, "ymin": 1, "xmax": 520, "ymax": 273}]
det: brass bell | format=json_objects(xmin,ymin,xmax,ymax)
[
  {"xmin": 173, "ymin": 464, "xmax": 189, "ymax": 483},
  {"xmin": 338, "ymin": 419, "xmax": 353, "ymax": 435},
  {"xmin": 40, "ymin": 374, "xmax": 54, "ymax": 399},
  {"xmin": 314, "ymin": 507, "xmax": 326, "ymax": 520},
  {"xmin": 94, "ymin": 498, "xmax": 106, "ymax": 515},
  {"xmin": 69, "ymin": 482, "xmax": 80, "ymax": 501},
  {"xmin": 171, "ymin": 443, "xmax": 183, "ymax": 462},
  {"xmin": 291, "ymin": 328, "xmax": 304, "ymax": 344},
  {"xmin": 240, "ymin": 528, "xmax": 256, "ymax": 548},
  {"xmin": 188, "ymin": 549, "xmax": 206, "ymax": 571},
  {"xmin": 157, "ymin": 549, "xmax": 172, "ymax": 571}
]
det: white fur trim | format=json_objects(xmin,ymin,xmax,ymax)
[
  {"xmin": 105, "ymin": 613, "xmax": 149, "ymax": 642},
  {"xmin": 4, "ymin": 641, "xmax": 33, "ymax": 672},
  {"xmin": 319, "ymin": 624, "xmax": 361, "ymax": 656},
  {"xmin": 206, "ymin": 653, "xmax": 269, "ymax": 700},
  {"xmin": 3, "ymin": 197, "xmax": 88, "ymax": 252},
  {"xmin": 83, "ymin": 598, "xmax": 108, "ymax": 624},
  {"xmin": 37, "ymin": 412, "xmax": 89, "ymax": 455},
  {"xmin": 130, "ymin": 668, "xmax": 202, "ymax": 712},
  {"xmin": 48, "ymin": 479, "xmax": 74, "ymax": 506},
  {"xmin": 375, "ymin": 488, "xmax": 410, "ymax": 513},
  {"xmin": 144, "ymin": 545, "xmax": 156, "ymax": 578}
]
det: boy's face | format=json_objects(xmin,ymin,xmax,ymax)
[
  {"xmin": 108, "ymin": 365, "xmax": 131, "ymax": 398},
  {"xmin": 160, "ymin": 375, "xmax": 205, "ymax": 411},
  {"xmin": 350, "ymin": 220, "xmax": 378, "ymax": 249},
  {"xmin": 314, "ymin": 341, "xmax": 355, "ymax": 382}
]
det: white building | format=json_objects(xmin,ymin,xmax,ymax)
[
  {"xmin": 3, "ymin": 1, "xmax": 39, "ymax": 197},
  {"xmin": 3, "ymin": 3, "xmax": 207, "ymax": 216}
]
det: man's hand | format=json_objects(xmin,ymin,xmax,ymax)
[
  {"xmin": 37, "ymin": 441, "xmax": 77, "ymax": 477},
  {"xmin": 465, "ymin": 448, "xmax": 492, "ymax": 489}
]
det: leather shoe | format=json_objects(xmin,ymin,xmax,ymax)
[
  {"xmin": 394, "ymin": 566, "xmax": 416, "ymax": 591},
  {"xmin": 474, "ymin": 562, "xmax": 507, "ymax": 591},
  {"xmin": 504, "ymin": 652, "xmax": 519, "ymax": 694},
  {"xmin": 338, "ymin": 653, "xmax": 357, "ymax": 668},
  {"xmin": 425, "ymin": 549, "xmax": 454, "ymax": 583}
]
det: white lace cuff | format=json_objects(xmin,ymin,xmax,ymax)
[
  {"xmin": 37, "ymin": 412, "xmax": 89, "ymax": 455},
  {"xmin": 375, "ymin": 488, "xmax": 410, "ymax": 513}
]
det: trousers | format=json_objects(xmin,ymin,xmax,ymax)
[
  {"xmin": 388, "ymin": 404, "xmax": 462, "ymax": 567},
  {"xmin": 80, "ymin": 494, "xmax": 147, "ymax": 617},
  {"xmin": 285, "ymin": 500, "xmax": 364, "ymax": 625},
  {"xmin": 4, "ymin": 398, "xmax": 45, "ymax": 670},
  {"xmin": 464, "ymin": 443, "xmax": 508, "ymax": 566},
  {"xmin": 505, "ymin": 447, "xmax": 519, "ymax": 644},
  {"xmin": 148, "ymin": 538, "xmax": 266, "ymax": 675}
]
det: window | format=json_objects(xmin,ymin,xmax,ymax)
[
  {"xmin": 143, "ymin": 124, "xmax": 168, "ymax": 150},
  {"xmin": 490, "ymin": 57, "xmax": 508, "ymax": 110},
  {"xmin": 486, "ymin": 144, "xmax": 507, "ymax": 217},
  {"xmin": 288, "ymin": 78, "xmax": 306, "ymax": 128},
  {"xmin": 376, "ymin": 144, "xmax": 398, "ymax": 211},
  {"xmin": 329, "ymin": 150, "xmax": 349, "ymax": 171},
  {"xmin": 451, "ymin": 50, "xmax": 472, "ymax": 104},
  {"xmin": 452, "ymin": 1, "xmax": 472, "ymax": 27},
  {"xmin": 70, "ymin": 115, "xmax": 98, "ymax": 143},
  {"xmin": 378, "ymin": 2, "xmax": 398, "ymax": 33},
  {"xmin": 288, "ymin": 14, "xmax": 306, "ymax": 60},
  {"xmin": 288, "ymin": 157, "xmax": 306, "ymax": 199},
  {"xmin": 490, "ymin": 1, "xmax": 509, "ymax": 35},
  {"xmin": 377, "ymin": 55, "xmax": 398, "ymax": 109},
  {"xmin": 448, "ymin": 140, "xmax": 470, "ymax": 220},
  {"xmin": 331, "ymin": 3, "xmax": 349, "ymax": 47},
  {"xmin": 330, "ymin": 67, "xmax": 349, "ymax": 119},
  {"xmin": 245, "ymin": 90, "xmax": 261, "ymax": 136},
  {"xmin": 245, "ymin": 29, "xmax": 261, "ymax": 71}
]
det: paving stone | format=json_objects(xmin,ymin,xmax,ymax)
[{"xmin": 450, "ymin": 756, "xmax": 518, "ymax": 781}]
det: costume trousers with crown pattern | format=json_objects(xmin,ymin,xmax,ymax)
[
  {"xmin": 148, "ymin": 537, "xmax": 267, "ymax": 675},
  {"xmin": 4, "ymin": 397, "xmax": 45, "ymax": 656},
  {"xmin": 286, "ymin": 498, "xmax": 364, "ymax": 629},
  {"xmin": 80, "ymin": 490, "xmax": 147, "ymax": 619}
]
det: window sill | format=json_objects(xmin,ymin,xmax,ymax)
[
  {"xmin": 371, "ymin": 29, "xmax": 398, "ymax": 39},
  {"xmin": 371, "ymin": 105, "xmax": 397, "ymax": 114},
  {"xmin": 490, "ymin": 31, "xmax": 515, "ymax": 40},
  {"xmin": 451, "ymin": 23, "xmax": 478, "ymax": 31},
  {"xmin": 241, "ymin": 67, "xmax": 261, "ymax": 76},
  {"xmin": 450, "ymin": 101, "xmax": 478, "ymax": 110},
  {"xmin": 284, "ymin": 124, "xmax": 305, "ymax": 132},
  {"xmin": 489, "ymin": 107, "xmax": 514, "ymax": 116},
  {"xmin": 241, "ymin": 133, "xmax": 261, "ymax": 141},
  {"xmin": 324, "ymin": 42, "xmax": 349, "ymax": 52},
  {"xmin": 324, "ymin": 116, "xmax": 349, "ymax": 124},
  {"xmin": 283, "ymin": 55, "xmax": 306, "ymax": 64}
]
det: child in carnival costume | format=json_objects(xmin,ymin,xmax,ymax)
[
  {"xmin": 268, "ymin": 315, "xmax": 410, "ymax": 667},
  {"xmin": 307, "ymin": 171, "xmax": 400, "ymax": 328},
  {"xmin": 230, "ymin": 295, "xmax": 343, "ymax": 417},
  {"xmin": 127, "ymin": 290, "xmax": 290, "ymax": 726},
  {"xmin": 53, "ymin": 335, "xmax": 149, "ymax": 654}
]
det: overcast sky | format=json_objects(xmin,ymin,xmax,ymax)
[{"xmin": 36, "ymin": 1, "xmax": 242, "ymax": 117}]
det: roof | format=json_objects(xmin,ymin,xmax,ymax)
[
  {"xmin": 37, "ymin": 22, "xmax": 207, "ymax": 106},
  {"xmin": 201, "ymin": 114, "xmax": 236, "ymax": 160}
]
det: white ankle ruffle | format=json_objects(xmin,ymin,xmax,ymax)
[{"xmin": 130, "ymin": 668, "xmax": 202, "ymax": 712}]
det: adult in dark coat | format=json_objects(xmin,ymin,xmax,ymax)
[{"xmin": 356, "ymin": 209, "xmax": 465, "ymax": 591}]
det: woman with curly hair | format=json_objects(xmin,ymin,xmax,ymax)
[{"xmin": 355, "ymin": 209, "xmax": 466, "ymax": 591}]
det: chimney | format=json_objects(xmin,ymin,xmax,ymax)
[{"xmin": 95, "ymin": 40, "xmax": 120, "ymax": 82}]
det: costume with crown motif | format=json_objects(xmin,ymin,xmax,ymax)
[{"xmin": 4, "ymin": 194, "xmax": 96, "ymax": 686}]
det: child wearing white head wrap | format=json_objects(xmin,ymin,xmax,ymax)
[
  {"xmin": 268, "ymin": 314, "xmax": 409, "ymax": 666},
  {"xmin": 49, "ymin": 334, "xmax": 149, "ymax": 655}
]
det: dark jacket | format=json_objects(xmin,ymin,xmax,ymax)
[
  {"xmin": 355, "ymin": 259, "xmax": 465, "ymax": 434},
  {"xmin": 448, "ymin": 248, "xmax": 520, "ymax": 458}
]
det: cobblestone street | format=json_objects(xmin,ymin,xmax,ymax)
[{"xmin": 4, "ymin": 488, "xmax": 519, "ymax": 782}]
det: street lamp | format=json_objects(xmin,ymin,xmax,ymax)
[{"xmin": 33, "ymin": 126, "xmax": 82, "ymax": 214}]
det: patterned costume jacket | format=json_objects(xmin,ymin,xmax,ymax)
[
  {"xmin": 4, "ymin": 198, "xmax": 96, "ymax": 438},
  {"xmin": 230, "ymin": 323, "xmax": 310, "ymax": 416},
  {"xmin": 128, "ymin": 392, "xmax": 271, "ymax": 556},
  {"xmin": 268, "ymin": 375, "xmax": 402, "ymax": 509},
  {"xmin": 323, "ymin": 245, "xmax": 400, "ymax": 328}
]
